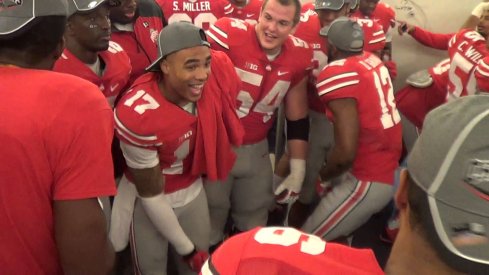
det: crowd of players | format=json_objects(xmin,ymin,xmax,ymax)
[{"xmin": 1, "ymin": 0, "xmax": 488, "ymax": 274}]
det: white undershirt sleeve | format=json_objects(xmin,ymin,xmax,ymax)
[{"xmin": 120, "ymin": 141, "xmax": 159, "ymax": 169}]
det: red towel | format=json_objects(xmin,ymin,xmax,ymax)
[{"xmin": 191, "ymin": 50, "xmax": 244, "ymax": 181}]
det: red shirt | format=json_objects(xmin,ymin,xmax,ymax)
[
  {"xmin": 115, "ymin": 73, "xmax": 199, "ymax": 193},
  {"xmin": 475, "ymin": 55, "xmax": 489, "ymax": 92},
  {"xmin": 353, "ymin": 2, "xmax": 395, "ymax": 35},
  {"xmin": 411, "ymin": 28, "xmax": 489, "ymax": 99},
  {"xmin": 317, "ymin": 52, "xmax": 402, "ymax": 184},
  {"xmin": 351, "ymin": 17, "xmax": 386, "ymax": 54},
  {"xmin": 111, "ymin": 0, "xmax": 165, "ymax": 84},
  {"xmin": 208, "ymin": 17, "xmax": 313, "ymax": 144},
  {"xmin": 228, "ymin": 0, "xmax": 263, "ymax": 24},
  {"xmin": 0, "ymin": 67, "xmax": 116, "ymax": 274},
  {"xmin": 206, "ymin": 227, "xmax": 384, "ymax": 275},
  {"xmin": 158, "ymin": 0, "xmax": 233, "ymax": 30},
  {"xmin": 53, "ymin": 41, "xmax": 132, "ymax": 107},
  {"xmin": 294, "ymin": 10, "xmax": 328, "ymax": 114}
]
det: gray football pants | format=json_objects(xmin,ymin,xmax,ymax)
[
  {"xmin": 130, "ymin": 189, "xmax": 210, "ymax": 275},
  {"xmin": 204, "ymin": 138, "xmax": 274, "ymax": 245}
]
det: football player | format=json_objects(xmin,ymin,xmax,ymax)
[
  {"xmin": 110, "ymin": 0, "xmax": 165, "ymax": 84},
  {"xmin": 281, "ymin": 0, "xmax": 354, "ymax": 229},
  {"xmin": 302, "ymin": 17, "xmax": 402, "ymax": 241},
  {"xmin": 158, "ymin": 0, "xmax": 233, "ymax": 30},
  {"xmin": 54, "ymin": 0, "xmax": 131, "ymax": 108},
  {"xmin": 227, "ymin": 0, "xmax": 263, "ymax": 24},
  {"xmin": 398, "ymin": 6, "xmax": 489, "ymax": 101},
  {"xmin": 206, "ymin": 0, "xmax": 312, "ymax": 249},
  {"xmin": 0, "ymin": 0, "xmax": 116, "ymax": 273},
  {"xmin": 110, "ymin": 22, "xmax": 243, "ymax": 274}
]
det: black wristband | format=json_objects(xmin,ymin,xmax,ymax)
[{"xmin": 286, "ymin": 116, "xmax": 310, "ymax": 141}]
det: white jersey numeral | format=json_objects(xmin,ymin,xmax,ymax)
[
  {"xmin": 254, "ymin": 227, "xmax": 326, "ymax": 256},
  {"xmin": 107, "ymin": 41, "xmax": 124, "ymax": 54},
  {"xmin": 123, "ymin": 89, "xmax": 160, "ymax": 115},
  {"xmin": 167, "ymin": 12, "xmax": 218, "ymax": 29},
  {"xmin": 447, "ymin": 52, "xmax": 477, "ymax": 100},
  {"xmin": 162, "ymin": 139, "xmax": 190, "ymax": 175},
  {"xmin": 236, "ymin": 69, "xmax": 290, "ymax": 122},
  {"xmin": 373, "ymin": 66, "xmax": 400, "ymax": 129}
]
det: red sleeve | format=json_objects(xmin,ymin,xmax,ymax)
[
  {"xmin": 475, "ymin": 56, "xmax": 489, "ymax": 92},
  {"xmin": 316, "ymin": 62, "xmax": 360, "ymax": 104},
  {"xmin": 51, "ymin": 80, "xmax": 116, "ymax": 200},
  {"xmin": 410, "ymin": 26, "xmax": 453, "ymax": 50},
  {"xmin": 207, "ymin": 17, "xmax": 233, "ymax": 51}
]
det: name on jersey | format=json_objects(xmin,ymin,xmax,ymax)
[
  {"xmin": 451, "ymin": 31, "xmax": 485, "ymax": 64},
  {"xmin": 173, "ymin": 1, "xmax": 211, "ymax": 12}
]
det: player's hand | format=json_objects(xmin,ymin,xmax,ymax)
[
  {"xmin": 274, "ymin": 159, "xmax": 306, "ymax": 204},
  {"xmin": 182, "ymin": 247, "xmax": 209, "ymax": 272},
  {"xmin": 384, "ymin": 60, "xmax": 398, "ymax": 80},
  {"xmin": 397, "ymin": 21, "xmax": 415, "ymax": 35}
]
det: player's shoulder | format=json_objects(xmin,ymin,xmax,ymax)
[
  {"xmin": 375, "ymin": 2, "xmax": 396, "ymax": 18},
  {"xmin": 103, "ymin": 41, "xmax": 131, "ymax": 61},
  {"xmin": 208, "ymin": 17, "xmax": 252, "ymax": 48},
  {"xmin": 295, "ymin": 11, "xmax": 320, "ymax": 41},
  {"xmin": 284, "ymin": 35, "xmax": 313, "ymax": 67},
  {"xmin": 215, "ymin": 0, "xmax": 234, "ymax": 14},
  {"xmin": 115, "ymin": 74, "xmax": 165, "ymax": 137}
]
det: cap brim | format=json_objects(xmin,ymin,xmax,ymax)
[
  {"xmin": 319, "ymin": 25, "xmax": 331, "ymax": 37},
  {"xmin": 315, "ymin": 0, "xmax": 344, "ymax": 11},
  {"xmin": 145, "ymin": 56, "xmax": 164, "ymax": 72},
  {"xmin": 69, "ymin": 0, "xmax": 120, "ymax": 16},
  {"xmin": 429, "ymin": 197, "xmax": 489, "ymax": 265},
  {"xmin": 0, "ymin": 16, "xmax": 37, "ymax": 38}
]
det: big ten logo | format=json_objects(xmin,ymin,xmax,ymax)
[
  {"xmin": 311, "ymin": 43, "xmax": 321, "ymax": 50},
  {"xmin": 245, "ymin": 62, "xmax": 258, "ymax": 71},
  {"xmin": 179, "ymin": 130, "xmax": 193, "ymax": 142}
]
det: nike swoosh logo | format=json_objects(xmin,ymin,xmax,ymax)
[
  {"xmin": 246, "ymin": 14, "xmax": 255, "ymax": 18},
  {"xmin": 278, "ymin": 71, "xmax": 288, "ymax": 76},
  {"xmin": 110, "ymin": 83, "xmax": 119, "ymax": 92}
]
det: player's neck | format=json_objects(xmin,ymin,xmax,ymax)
[
  {"xmin": 234, "ymin": 0, "xmax": 249, "ymax": 8},
  {"xmin": 385, "ymin": 227, "xmax": 463, "ymax": 275},
  {"xmin": 0, "ymin": 51, "xmax": 55, "ymax": 70},
  {"xmin": 65, "ymin": 39, "xmax": 99, "ymax": 64}
]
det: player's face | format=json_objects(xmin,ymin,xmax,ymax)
[
  {"xmin": 256, "ymin": 0, "xmax": 297, "ymax": 55},
  {"xmin": 316, "ymin": 5, "xmax": 349, "ymax": 28},
  {"xmin": 110, "ymin": 0, "xmax": 137, "ymax": 24},
  {"xmin": 160, "ymin": 46, "xmax": 211, "ymax": 106},
  {"xmin": 477, "ymin": 10, "xmax": 489, "ymax": 38},
  {"xmin": 359, "ymin": 0, "xmax": 379, "ymax": 16},
  {"xmin": 68, "ymin": 5, "xmax": 111, "ymax": 52}
]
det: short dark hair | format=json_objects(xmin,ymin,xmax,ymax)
[
  {"xmin": 406, "ymin": 172, "xmax": 489, "ymax": 275},
  {"xmin": 261, "ymin": 0, "xmax": 301, "ymax": 26},
  {"xmin": 0, "ymin": 16, "xmax": 66, "ymax": 65}
]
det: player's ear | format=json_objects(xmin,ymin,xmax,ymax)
[{"xmin": 160, "ymin": 59, "xmax": 169, "ymax": 74}]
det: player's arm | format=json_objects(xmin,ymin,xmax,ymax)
[
  {"xmin": 319, "ymin": 98, "xmax": 359, "ymax": 182},
  {"xmin": 461, "ymin": 2, "xmax": 489, "ymax": 30},
  {"xmin": 398, "ymin": 22, "xmax": 451, "ymax": 50},
  {"xmin": 54, "ymin": 199, "xmax": 114, "ymax": 274},
  {"xmin": 120, "ymin": 143, "xmax": 196, "ymax": 256},
  {"xmin": 274, "ymin": 77, "xmax": 309, "ymax": 204}
]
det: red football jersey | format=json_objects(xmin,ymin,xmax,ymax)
[
  {"xmin": 207, "ymin": 17, "xmax": 313, "ymax": 144},
  {"xmin": 475, "ymin": 55, "xmax": 489, "ymax": 92},
  {"xmin": 353, "ymin": 2, "xmax": 395, "ymax": 35},
  {"xmin": 351, "ymin": 17, "xmax": 386, "ymax": 54},
  {"xmin": 0, "ymin": 67, "xmax": 115, "ymax": 275},
  {"xmin": 115, "ymin": 73, "xmax": 199, "ymax": 194},
  {"xmin": 446, "ymin": 29, "xmax": 488, "ymax": 99},
  {"xmin": 203, "ymin": 227, "xmax": 384, "ymax": 275},
  {"xmin": 317, "ymin": 52, "xmax": 402, "ymax": 184},
  {"xmin": 158, "ymin": 0, "xmax": 233, "ymax": 30},
  {"xmin": 395, "ymin": 58, "xmax": 450, "ymax": 129},
  {"xmin": 228, "ymin": 0, "xmax": 263, "ymax": 24},
  {"xmin": 294, "ymin": 10, "xmax": 328, "ymax": 114},
  {"xmin": 54, "ymin": 41, "xmax": 132, "ymax": 108}
]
